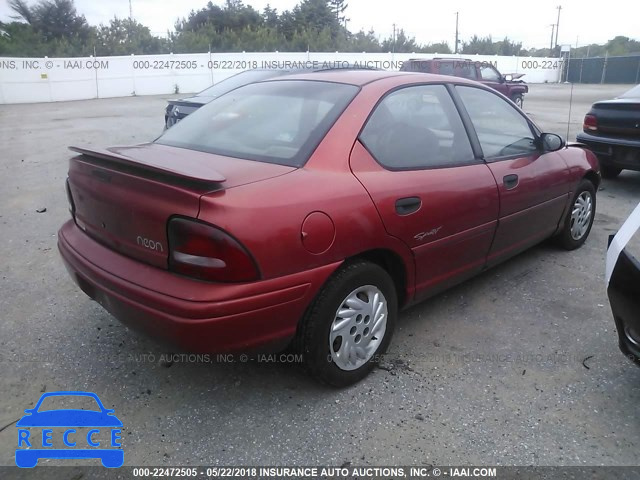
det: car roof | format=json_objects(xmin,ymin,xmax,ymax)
[{"xmin": 264, "ymin": 69, "xmax": 478, "ymax": 87}]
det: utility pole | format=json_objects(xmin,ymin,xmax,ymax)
[
  {"xmin": 392, "ymin": 23, "xmax": 396, "ymax": 54},
  {"xmin": 128, "ymin": 0, "xmax": 133, "ymax": 45},
  {"xmin": 554, "ymin": 5, "xmax": 561, "ymax": 48},
  {"xmin": 454, "ymin": 12, "xmax": 459, "ymax": 54},
  {"xmin": 549, "ymin": 24, "xmax": 555, "ymax": 51}
]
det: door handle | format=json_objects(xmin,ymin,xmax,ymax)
[
  {"xmin": 503, "ymin": 174, "xmax": 519, "ymax": 190},
  {"xmin": 395, "ymin": 197, "xmax": 422, "ymax": 215}
]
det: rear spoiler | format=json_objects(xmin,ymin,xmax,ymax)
[{"xmin": 68, "ymin": 145, "xmax": 226, "ymax": 190}]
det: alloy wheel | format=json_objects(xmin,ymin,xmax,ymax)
[{"xmin": 329, "ymin": 285, "xmax": 388, "ymax": 371}]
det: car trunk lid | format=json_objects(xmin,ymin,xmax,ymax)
[
  {"xmin": 592, "ymin": 100, "xmax": 640, "ymax": 137},
  {"xmin": 67, "ymin": 143, "xmax": 295, "ymax": 269}
]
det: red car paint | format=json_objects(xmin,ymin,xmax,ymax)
[{"xmin": 58, "ymin": 70, "xmax": 600, "ymax": 353}]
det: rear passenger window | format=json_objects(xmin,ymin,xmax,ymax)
[
  {"xmin": 455, "ymin": 61, "xmax": 478, "ymax": 79},
  {"xmin": 359, "ymin": 85, "xmax": 475, "ymax": 170}
]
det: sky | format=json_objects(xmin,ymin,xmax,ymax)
[{"xmin": 0, "ymin": 0, "xmax": 638, "ymax": 49}]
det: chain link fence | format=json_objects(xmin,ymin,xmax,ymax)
[{"xmin": 567, "ymin": 54, "xmax": 640, "ymax": 84}]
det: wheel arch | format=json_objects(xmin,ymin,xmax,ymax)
[
  {"xmin": 295, "ymin": 247, "xmax": 411, "ymax": 343},
  {"xmin": 583, "ymin": 169, "xmax": 601, "ymax": 189},
  {"xmin": 348, "ymin": 248, "xmax": 409, "ymax": 308}
]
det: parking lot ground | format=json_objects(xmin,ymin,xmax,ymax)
[{"xmin": 0, "ymin": 83, "xmax": 639, "ymax": 472}]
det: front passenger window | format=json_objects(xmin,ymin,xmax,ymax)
[
  {"xmin": 480, "ymin": 65, "xmax": 501, "ymax": 82},
  {"xmin": 457, "ymin": 86, "xmax": 537, "ymax": 159}
]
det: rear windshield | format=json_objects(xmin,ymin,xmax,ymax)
[
  {"xmin": 196, "ymin": 70, "xmax": 284, "ymax": 98},
  {"xmin": 157, "ymin": 80, "xmax": 359, "ymax": 167}
]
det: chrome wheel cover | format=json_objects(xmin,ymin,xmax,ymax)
[
  {"xmin": 329, "ymin": 285, "xmax": 387, "ymax": 371},
  {"xmin": 570, "ymin": 191, "xmax": 593, "ymax": 240}
]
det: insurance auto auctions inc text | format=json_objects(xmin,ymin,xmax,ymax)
[{"xmin": 185, "ymin": 466, "xmax": 498, "ymax": 478}]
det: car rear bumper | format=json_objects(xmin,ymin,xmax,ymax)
[
  {"xmin": 576, "ymin": 132, "xmax": 640, "ymax": 168},
  {"xmin": 58, "ymin": 220, "xmax": 339, "ymax": 353}
]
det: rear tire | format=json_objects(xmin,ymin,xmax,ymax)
[
  {"xmin": 557, "ymin": 179, "xmax": 596, "ymax": 250},
  {"xmin": 601, "ymin": 164, "xmax": 622, "ymax": 179},
  {"xmin": 298, "ymin": 260, "xmax": 397, "ymax": 387}
]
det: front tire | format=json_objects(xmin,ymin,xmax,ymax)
[
  {"xmin": 299, "ymin": 260, "xmax": 397, "ymax": 387},
  {"xmin": 558, "ymin": 179, "xmax": 596, "ymax": 250},
  {"xmin": 511, "ymin": 94, "xmax": 523, "ymax": 108}
]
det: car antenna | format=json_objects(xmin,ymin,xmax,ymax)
[{"xmin": 565, "ymin": 82, "xmax": 574, "ymax": 147}]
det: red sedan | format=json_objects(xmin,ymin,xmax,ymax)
[{"xmin": 58, "ymin": 70, "xmax": 600, "ymax": 386}]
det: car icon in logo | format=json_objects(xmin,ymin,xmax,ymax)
[{"xmin": 15, "ymin": 391, "xmax": 123, "ymax": 468}]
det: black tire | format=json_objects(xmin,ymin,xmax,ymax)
[
  {"xmin": 511, "ymin": 94, "xmax": 523, "ymax": 108},
  {"xmin": 557, "ymin": 179, "xmax": 596, "ymax": 250},
  {"xmin": 297, "ymin": 260, "xmax": 397, "ymax": 387},
  {"xmin": 601, "ymin": 164, "xmax": 622, "ymax": 179}
]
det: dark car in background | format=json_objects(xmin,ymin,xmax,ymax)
[
  {"xmin": 165, "ymin": 64, "xmax": 381, "ymax": 128},
  {"xmin": 400, "ymin": 57, "xmax": 528, "ymax": 108},
  {"xmin": 576, "ymin": 84, "xmax": 640, "ymax": 178},
  {"xmin": 165, "ymin": 69, "xmax": 291, "ymax": 128}
]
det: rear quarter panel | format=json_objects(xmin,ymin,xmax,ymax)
[{"xmin": 197, "ymin": 168, "xmax": 415, "ymax": 293}]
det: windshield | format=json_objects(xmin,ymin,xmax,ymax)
[
  {"xmin": 37, "ymin": 395, "xmax": 101, "ymax": 412},
  {"xmin": 157, "ymin": 80, "xmax": 359, "ymax": 167},
  {"xmin": 196, "ymin": 70, "xmax": 286, "ymax": 98},
  {"xmin": 619, "ymin": 84, "xmax": 640, "ymax": 99}
]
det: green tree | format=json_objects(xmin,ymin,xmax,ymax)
[
  {"xmin": 97, "ymin": 17, "xmax": 167, "ymax": 55},
  {"xmin": 495, "ymin": 37, "xmax": 522, "ymax": 56},
  {"xmin": 329, "ymin": 0, "xmax": 348, "ymax": 25},
  {"xmin": 9, "ymin": 0, "xmax": 94, "ymax": 44},
  {"xmin": 603, "ymin": 36, "xmax": 640, "ymax": 56},
  {"xmin": 294, "ymin": 0, "xmax": 340, "ymax": 35},
  {"xmin": 461, "ymin": 35, "xmax": 495, "ymax": 54},
  {"xmin": 346, "ymin": 29, "xmax": 381, "ymax": 52},
  {"xmin": 417, "ymin": 41, "xmax": 451, "ymax": 54},
  {"xmin": 263, "ymin": 4, "xmax": 279, "ymax": 29},
  {"xmin": 381, "ymin": 29, "xmax": 419, "ymax": 53},
  {"xmin": 0, "ymin": 21, "xmax": 50, "ymax": 55}
]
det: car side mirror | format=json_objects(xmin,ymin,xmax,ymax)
[
  {"xmin": 540, "ymin": 133, "xmax": 565, "ymax": 152},
  {"xmin": 503, "ymin": 74, "xmax": 513, "ymax": 82}
]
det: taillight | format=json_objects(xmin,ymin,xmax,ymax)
[
  {"xmin": 583, "ymin": 114, "xmax": 598, "ymax": 132},
  {"xmin": 167, "ymin": 217, "xmax": 260, "ymax": 283}
]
